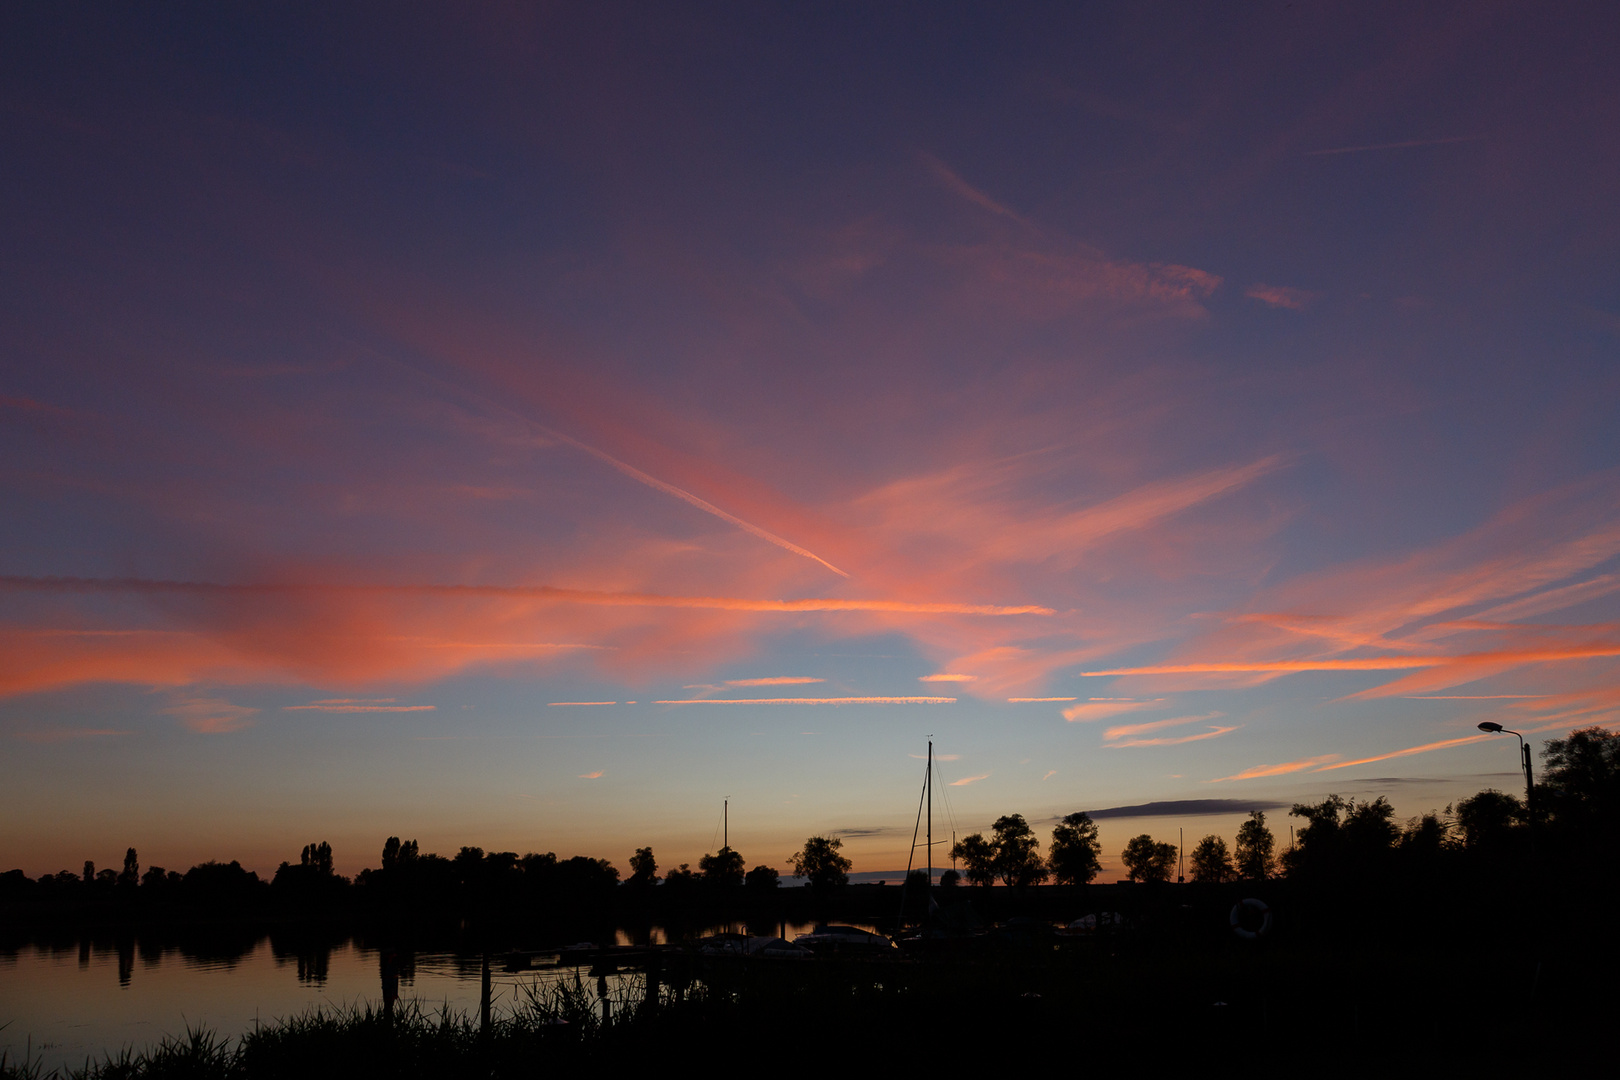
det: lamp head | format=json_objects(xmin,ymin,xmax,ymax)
[{"xmin": 1478, "ymin": 722, "xmax": 1505, "ymax": 733}]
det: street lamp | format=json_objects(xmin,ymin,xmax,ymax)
[{"xmin": 1477, "ymin": 722, "xmax": 1534, "ymax": 808}]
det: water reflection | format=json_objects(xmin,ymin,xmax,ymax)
[{"xmin": 0, "ymin": 920, "xmax": 874, "ymax": 1073}]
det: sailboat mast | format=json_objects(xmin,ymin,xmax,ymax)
[
  {"xmin": 926, "ymin": 738, "xmax": 932, "ymax": 890},
  {"xmin": 724, "ymin": 798, "xmax": 728, "ymax": 851}
]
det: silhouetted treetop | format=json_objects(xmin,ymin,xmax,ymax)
[
  {"xmin": 1189, "ymin": 835, "xmax": 1235, "ymax": 884},
  {"xmin": 699, "ymin": 846, "xmax": 745, "ymax": 887},
  {"xmin": 1121, "ymin": 835, "xmax": 1177, "ymax": 883},
  {"xmin": 948, "ymin": 833, "xmax": 995, "ymax": 887},
  {"xmin": 1235, "ymin": 810, "xmax": 1275, "ymax": 880},
  {"xmin": 1048, "ymin": 812, "xmax": 1102, "ymax": 886},
  {"xmin": 790, "ymin": 836, "xmax": 851, "ymax": 891}
]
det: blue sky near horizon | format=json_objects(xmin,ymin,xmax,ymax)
[{"xmin": 3, "ymin": 3, "xmax": 1618, "ymax": 882}]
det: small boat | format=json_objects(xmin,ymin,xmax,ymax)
[
  {"xmin": 792, "ymin": 924, "xmax": 895, "ymax": 952},
  {"xmin": 696, "ymin": 933, "xmax": 812, "ymax": 959}
]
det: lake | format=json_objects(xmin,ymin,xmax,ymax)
[{"xmin": 0, "ymin": 921, "xmax": 853, "ymax": 1073}]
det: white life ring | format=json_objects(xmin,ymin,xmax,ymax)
[{"xmin": 1230, "ymin": 897, "xmax": 1272, "ymax": 940}]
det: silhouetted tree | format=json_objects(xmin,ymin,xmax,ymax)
[
  {"xmin": 1189, "ymin": 835, "xmax": 1235, "ymax": 883},
  {"xmin": 744, "ymin": 865, "xmax": 779, "ymax": 891},
  {"xmin": 663, "ymin": 862, "xmax": 698, "ymax": 889},
  {"xmin": 1454, "ymin": 789, "xmax": 1524, "ymax": 854},
  {"xmin": 1399, "ymin": 812, "xmax": 1452, "ymax": 857},
  {"xmin": 948, "ymin": 833, "xmax": 996, "ymax": 887},
  {"xmin": 989, "ymin": 814, "xmax": 1047, "ymax": 886},
  {"xmin": 119, "ymin": 847, "xmax": 139, "ymax": 888},
  {"xmin": 1048, "ymin": 811, "xmax": 1102, "ymax": 885},
  {"xmin": 628, "ymin": 841, "xmax": 660, "ymax": 887},
  {"xmin": 699, "ymin": 846, "xmax": 746, "ymax": 887},
  {"xmin": 789, "ymin": 836, "xmax": 851, "ymax": 892},
  {"xmin": 1284, "ymin": 796, "xmax": 1396, "ymax": 880},
  {"xmin": 381, "ymin": 836, "xmax": 402, "ymax": 871},
  {"xmin": 939, "ymin": 868, "xmax": 960, "ymax": 888},
  {"xmin": 1541, "ymin": 726, "xmax": 1620, "ymax": 833},
  {"xmin": 301, "ymin": 841, "xmax": 335, "ymax": 876},
  {"xmin": 1235, "ymin": 810, "xmax": 1276, "ymax": 880},
  {"xmin": 83, "ymin": 860, "xmax": 94, "ymax": 883},
  {"xmin": 1121, "ymin": 835, "xmax": 1177, "ymax": 883}
]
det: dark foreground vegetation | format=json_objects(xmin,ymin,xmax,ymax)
[{"xmin": 5, "ymin": 728, "xmax": 1619, "ymax": 1074}]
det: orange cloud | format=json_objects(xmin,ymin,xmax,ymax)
[
  {"xmin": 1313, "ymin": 733, "xmax": 1493, "ymax": 772},
  {"xmin": 578, "ymin": 771, "xmax": 604, "ymax": 779},
  {"xmin": 0, "ymin": 576, "xmax": 1051, "ymax": 616},
  {"xmin": 1210, "ymin": 755, "xmax": 1339, "ymax": 782},
  {"xmin": 1062, "ymin": 699, "xmax": 1165, "ymax": 723},
  {"xmin": 1107, "ymin": 725, "xmax": 1239, "ymax": 748},
  {"xmin": 949, "ymin": 773, "xmax": 990, "ymax": 786},
  {"xmin": 1009, "ymin": 697, "xmax": 1078, "ymax": 702},
  {"xmin": 1083, "ymin": 644, "xmax": 1620, "ymax": 678},
  {"xmin": 549, "ymin": 701, "xmax": 617, "ymax": 706},
  {"xmin": 1103, "ymin": 713, "xmax": 1228, "ymax": 741},
  {"xmin": 919, "ymin": 673, "xmax": 975, "ymax": 682}
]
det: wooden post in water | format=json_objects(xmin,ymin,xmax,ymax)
[
  {"xmin": 480, "ymin": 951, "xmax": 491, "ymax": 1035},
  {"xmin": 597, "ymin": 971, "xmax": 612, "ymax": 1029}
]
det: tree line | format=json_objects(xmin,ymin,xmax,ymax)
[
  {"xmin": 7, "ymin": 727, "xmax": 1618, "ymax": 918},
  {"xmin": 944, "ymin": 727, "xmax": 1620, "ymax": 889}
]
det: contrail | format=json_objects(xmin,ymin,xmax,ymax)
[
  {"xmin": 654, "ymin": 696, "xmax": 957, "ymax": 706},
  {"xmin": 540, "ymin": 426, "xmax": 849, "ymax": 577},
  {"xmin": 0, "ymin": 576, "xmax": 1051, "ymax": 616}
]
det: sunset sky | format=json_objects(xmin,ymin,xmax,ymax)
[{"xmin": 4, "ymin": 3, "xmax": 1618, "ymax": 883}]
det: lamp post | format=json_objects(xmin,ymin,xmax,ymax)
[{"xmin": 1477, "ymin": 722, "xmax": 1534, "ymax": 809}]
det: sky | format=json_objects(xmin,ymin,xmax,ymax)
[{"xmin": 3, "ymin": 2, "xmax": 1618, "ymax": 883}]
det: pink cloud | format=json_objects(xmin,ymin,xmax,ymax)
[
  {"xmin": 1245, "ymin": 284, "xmax": 1319, "ymax": 310},
  {"xmin": 725, "ymin": 676, "xmax": 826, "ymax": 686},
  {"xmin": 165, "ymin": 695, "xmax": 259, "ymax": 734}
]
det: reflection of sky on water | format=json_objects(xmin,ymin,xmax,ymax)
[{"xmin": 0, "ymin": 923, "xmax": 864, "ymax": 1071}]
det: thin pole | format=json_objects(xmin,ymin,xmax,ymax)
[
  {"xmin": 724, "ymin": 798, "xmax": 728, "ymax": 851},
  {"xmin": 926, "ymin": 739, "xmax": 933, "ymax": 893}
]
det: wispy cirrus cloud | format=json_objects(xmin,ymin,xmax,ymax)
[
  {"xmin": 1103, "ymin": 712, "xmax": 1236, "ymax": 747},
  {"xmin": 654, "ymin": 696, "xmax": 956, "ymax": 706},
  {"xmin": 1313, "ymin": 733, "xmax": 1493, "ymax": 772},
  {"xmin": 165, "ymin": 694, "xmax": 259, "ymax": 733},
  {"xmin": 919, "ymin": 673, "xmax": 975, "ymax": 682},
  {"xmin": 283, "ymin": 700, "xmax": 436, "ymax": 712},
  {"xmin": 1062, "ymin": 699, "xmax": 1165, "ymax": 723},
  {"xmin": 12, "ymin": 727, "xmax": 132, "ymax": 743},
  {"xmin": 1304, "ymin": 134, "xmax": 1483, "ymax": 156},
  {"xmin": 1210, "ymin": 755, "xmax": 1340, "ymax": 782},
  {"xmin": 920, "ymin": 151, "xmax": 1031, "ymax": 224},
  {"xmin": 949, "ymin": 773, "xmax": 990, "ymax": 786},
  {"xmin": 726, "ymin": 676, "xmax": 826, "ymax": 686},
  {"xmin": 1245, "ymin": 284, "xmax": 1319, "ymax": 310},
  {"xmin": 537, "ymin": 424, "xmax": 851, "ymax": 578},
  {"xmin": 578, "ymin": 771, "xmax": 604, "ymax": 779}
]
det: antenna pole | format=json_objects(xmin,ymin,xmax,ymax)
[{"xmin": 724, "ymin": 798, "xmax": 728, "ymax": 851}]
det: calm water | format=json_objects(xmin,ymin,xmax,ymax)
[{"xmin": 0, "ymin": 922, "xmax": 853, "ymax": 1073}]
